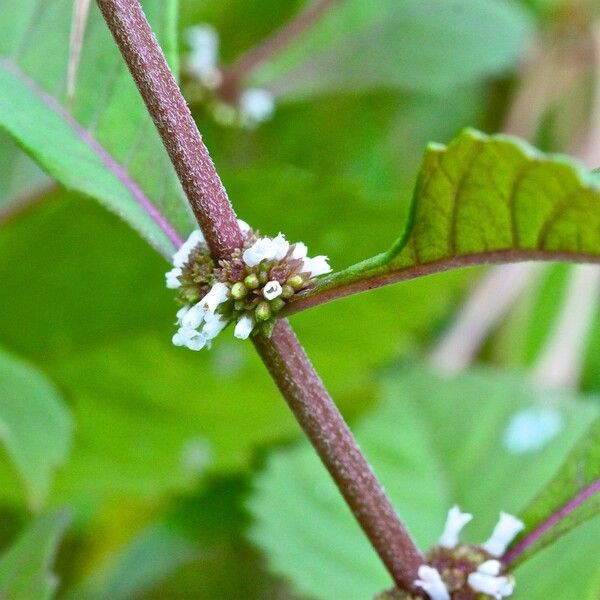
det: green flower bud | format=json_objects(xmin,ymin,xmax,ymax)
[
  {"xmin": 269, "ymin": 298, "xmax": 286, "ymax": 313},
  {"xmin": 255, "ymin": 301, "xmax": 271, "ymax": 321},
  {"xmin": 258, "ymin": 270, "xmax": 269, "ymax": 284},
  {"xmin": 281, "ymin": 284, "xmax": 295, "ymax": 299},
  {"xmin": 244, "ymin": 274, "xmax": 260, "ymax": 290},
  {"xmin": 231, "ymin": 282, "xmax": 248, "ymax": 299},
  {"xmin": 287, "ymin": 275, "xmax": 305, "ymax": 290}
]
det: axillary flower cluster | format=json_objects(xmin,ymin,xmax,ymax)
[
  {"xmin": 165, "ymin": 221, "xmax": 331, "ymax": 351},
  {"xmin": 377, "ymin": 507, "xmax": 524, "ymax": 600}
]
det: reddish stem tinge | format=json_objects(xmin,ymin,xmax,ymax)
[{"xmin": 96, "ymin": 0, "xmax": 424, "ymax": 591}]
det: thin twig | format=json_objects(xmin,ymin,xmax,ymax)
[
  {"xmin": 95, "ymin": 0, "xmax": 424, "ymax": 591},
  {"xmin": 220, "ymin": 0, "xmax": 339, "ymax": 98}
]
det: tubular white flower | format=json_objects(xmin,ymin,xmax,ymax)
[
  {"xmin": 291, "ymin": 242, "xmax": 308, "ymax": 260},
  {"xmin": 242, "ymin": 237, "xmax": 278, "ymax": 267},
  {"xmin": 172, "ymin": 229, "xmax": 204, "ymax": 268},
  {"xmin": 166, "ymin": 267, "xmax": 182, "ymax": 289},
  {"xmin": 234, "ymin": 314, "xmax": 254, "ymax": 339},
  {"xmin": 181, "ymin": 302, "xmax": 206, "ymax": 329},
  {"xmin": 439, "ymin": 505, "xmax": 473, "ymax": 549},
  {"xmin": 175, "ymin": 305, "xmax": 190, "ymax": 325},
  {"xmin": 272, "ymin": 233, "xmax": 290, "ymax": 260},
  {"xmin": 199, "ymin": 282, "xmax": 230, "ymax": 313},
  {"xmin": 414, "ymin": 565, "xmax": 450, "ymax": 600},
  {"xmin": 202, "ymin": 312, "xmax": 229, "ymax": 340},
  {"xmin": 303, "ymin": 255, "xmax": 332, "ymax": 277},
  {"xmin": 263, "ymin": 280, "xmax": 283, "ymax": 300},
  {"xmin": 239, "ymin": 88, "xmax": 275, "ymax": 123},
  {"xmin": 237, "ymin": 219, "xmax": 251, "ymax": 233},
  {"xmin": 483, "ymin": 512, "xmax": 524, "ymax": 557},
  {"xmin": 468, "ymin": 561, "xmax": 514, "ymax": 599},
  {"xmin": 173, "ymin": 327, "xmax": 207, "ymax": 351}
]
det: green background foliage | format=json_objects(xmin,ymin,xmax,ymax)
[{"xmin": 0, "ymin": 0, "xmax": 598, "ymax": 597}]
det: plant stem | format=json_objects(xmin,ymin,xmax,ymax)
[
  {"xmin": 96, "ymin": 0, "xmax": 424, "ymax": 591},
  {"xmin": 254, "ymin": 320, "xmax": 425, "ymax": 590},
  {"xmin": 96, "ymin": 0, "xmax": 242, "ymax": 259},
  {"xmin": 220, "ymin": 0, "xmax": 339, "ymax": 98}
]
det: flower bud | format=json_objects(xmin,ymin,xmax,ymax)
[
  {"xmin": 231, "ymin": 282, "xmax": 248, "ymax": 299},
  {"xmin": 255, "ymin": 301, "xmax": 271, "ymax": 321},
  {"xmin": 244, "ymin": 274, "xmax": 260, "ymax": 289}
]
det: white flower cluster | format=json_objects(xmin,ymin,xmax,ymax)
[
  {"xmin": 166, "ymin": 225, "xmax": 331, "ymax": 351},
  {"xmin": 415, "ymin": 507, "xmax": 524, "ymax": 600},
  {"xmin": 185, "ymin": 25, "xmax": 275, "ymax": 127}
]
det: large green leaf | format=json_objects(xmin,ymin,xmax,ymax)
[
  {"xmin": 0, "ymin": 510, "xmax": 70, "ymax": 600},
  {"xmin": 288, "ymin": 129, "xmax": 600, "ymax": 315},
  {"xmin": 248, "ymin": 367, "xmax": 598, "ymax": 599},
  {"xmin": 0, "ymin": 345, "xmax": 72, "ymax": 510},
  {"xmin": 508, "ymin": 418, "xmax": 600, "ymax": 566},
  {"xmin": 0, "ymin": 0, "xmax": 192, "ymax": 258},
  {"xmin": 248, "ymin": 0, "xmax": 533, "ymax": 99}
]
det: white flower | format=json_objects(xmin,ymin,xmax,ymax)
[
  {"xmin": 172, "ymin": 230, "xmax": 204, "ymax": 268},
  {"xmin": 243, "ymin": 237, "xmax": 278, "ymax": 267},
  {"xmin": 302, "ymin": 255, "xmax": 332, "ymax": 277},
  {"xmin": 181, "ymin": 302, "xmax": 206, "ymax": 329},
  {"xmin": 414, "ymin": 565, "xmax": 450, "ymax": 600},
  {"xmin": 291, "ymin": 242, "xmax": 308, "ymax": 260},
  {"xmin": 175, "ymin": 305, "xmax": 190, "ymax": 324},
  {"xmin": 503, "ymin": 406, "xmax": 563, "ymax": 454},
  {"xmin": 468, "ymin": 560, "xmax": 514, "ymax": 599},
  {"xmin": 239, "ymin": 88, "xmax": 275, "ymax": 124},
  {"xmin": 185, "ymin": 25, "xmax": 222, "ymax": 89},
  {"xmin": 199, "ymin": 282, "xmax": 229, "ymax": 313},
  {"xmin": 237, "ymin": 219, "xmax": 251, "ymax": 233},
  {"xmin": 483, "ymin": 512, "xmax": 524, "ymax": 557},
  {"xmin": 234, "ymin": 314, "xmax": 254, "ymax": 340},
  {"xmin": 172, "ymin": 327, "xmax": 207, "ymax": 351},
  {"xmin": 272, "ymin": 233, "xmax": 290, "ymax": 260},
  {"xmin": 166, "ymin": 267, "xmax": 182, "ymax": 289},
  {"xmin": 263, "ymin": 280, "xmax": 283, "ymax": 300},
  {"xmin": 439, "ymin": 505, "xmax": 473, "ymax": 549},
  {"xmin": 202, "ymin": 312, "xmax": 228, "ymax": 340}
]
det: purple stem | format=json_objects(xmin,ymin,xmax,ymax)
[{"xmin": 504, "ymin": 478, "xmax": 600, "ymax": 566}]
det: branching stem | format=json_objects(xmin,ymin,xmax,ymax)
[{"xmin": 96, "ymin": 0, "xmax": 424, "ymax": 591}]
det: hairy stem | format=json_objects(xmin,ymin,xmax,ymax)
[
  {"xmin": 96, "ymin": 0, "xmax": 242, "ymax": 258},
  {"xmin": 96, "ymin": 0, "xmax": 423, "ymax": 590},
  {"xmin": 254, "ymin": 320, "xmax": 424, "ymax": 590},
  {"xmin": 221, "ymin": 0, "xmax": 339, "ymax": 96}
]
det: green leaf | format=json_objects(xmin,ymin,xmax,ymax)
[
  {"xmin": 0, "ymin": 345, "xmax": 72, "ymax": 510},
  {"xmin": 0, "ymin": 510, "xmax": 70, "ymax": 600},
  {"xmin": 248, "ymin": 366, "xmax": 598, "ymax": 599},
  {"xmin": 508, "ymin": 418, "xmax": 600, "ymax": 566},
  {"xmin": 293, "ymin": 129, "xmax": 600, "ymax": 314},
  {"xmin": 0, "ymin": 0, "xmax": 192, "ymax": 258},
  {"xmin": 249, "ymin": 0, "xmax": 533, "ymax": 99},
  {"xmin": 0, "ymin": 132, "xmax": 50, "ymax": 216}
]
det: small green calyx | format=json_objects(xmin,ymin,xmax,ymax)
[
  {"xmin": 230, "ymin": 281, "xmax": 248, "ymax": 299},
  {"xmin": 244, "ymin": 273, "xmax": 260, "ymax": 290}
]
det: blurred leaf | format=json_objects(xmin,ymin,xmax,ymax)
[
  {"xmin": 299, "ymin": 130, "xmax": 600, "ymax": 311},
  {"xmin": 248, "ymin": 366, "xmax": 598, "ymax": 599},
  {"xmin": 0, "ymin": 0, "xmax": 192, "ymax": 258},
  {"xmin": 0, "ymin": 510, "xmax": 70, "ymax": 600},
  {"xmin": 66, "ymin": 522, "xmax": 197, "ymax": 600},
  {"xmin": 511, "ymin": 418, "xmax": 600, "ymax": 565},
  {"xmin": 0, "ymin": 132, "xmax": 50, "ymax": 214},
  {"xmin": 0, "ymin": 345, "xmax": 72, "ymax": 510},
  {"xmin": 250, "ymin": 0, "xmax": 533, "ymax": 99}
]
